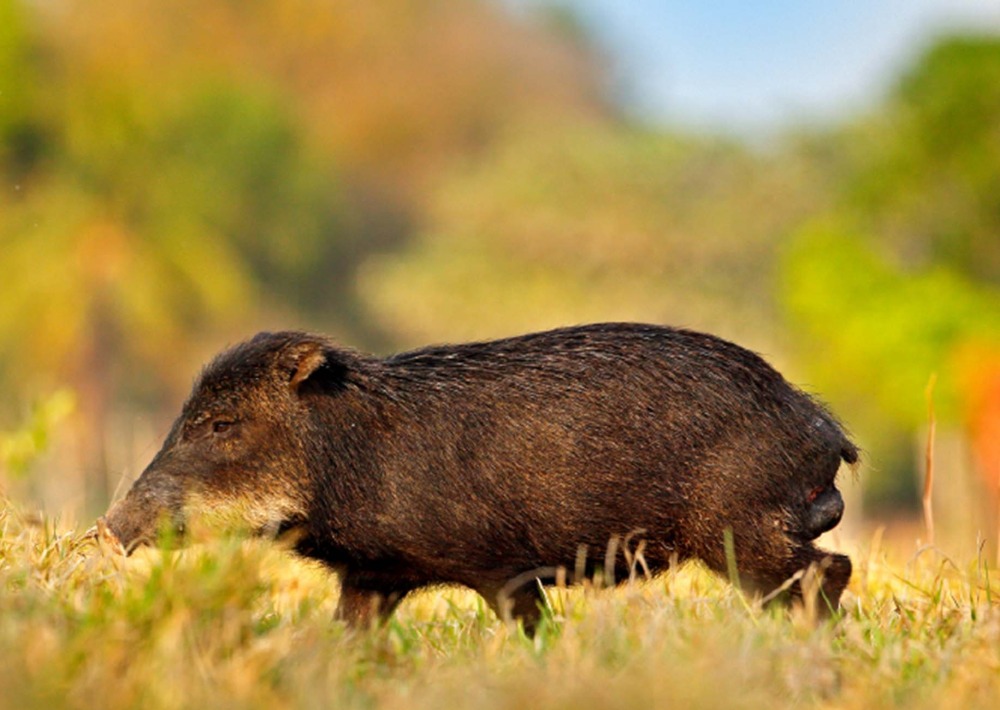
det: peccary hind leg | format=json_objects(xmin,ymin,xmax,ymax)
[{"xmin": 480, "ymin": 580, "xmax": 549, "ymax": 635}]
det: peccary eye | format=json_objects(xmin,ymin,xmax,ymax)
[{"xmin": 212, "ymin": 420, "xmax": 236, "ymax": 435}]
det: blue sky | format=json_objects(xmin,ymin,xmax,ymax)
[{"xmin": 507, "ymin": 0, "xmax": 1000, "ymax": 134}]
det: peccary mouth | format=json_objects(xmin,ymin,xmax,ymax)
[
  {"xmin": 99, "ymin": 497, "xmax": 186, "ymax": 555},
  {"xmin": 804, "ymin": 486, "xmax": 845, "ymax": 540},
  {"xmin": 100, "ymin": 520, "xmax": 186, "ymax": 555}
]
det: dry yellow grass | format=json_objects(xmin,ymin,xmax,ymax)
[{"xmin": 1, "ymin": 496, "xmax": 999, "ymax": 710}]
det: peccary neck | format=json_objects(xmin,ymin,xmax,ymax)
[{"xmin": 296, "ymin": 377, "xmax": 403, "ymax": 565}]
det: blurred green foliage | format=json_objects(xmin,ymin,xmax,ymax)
[
  {"xmin": 0, "ymin": 0, "xmax": 604, "ymax": 390},
  {"xmin": 0, "ymin": 0, "xmax": 604, "ymax": 509},
  {"xmin": 783, "ymin": 223, "xmax": 998, "ymax": 428},
  {"xmin": 0, "ymin": 389, "xmax": 75, "ymax": 479},
  {"xmin": 0, "ymin": 0, "xmax": 997, "ymax": 513},
  {"xmin": 360, "ymin": 123, "xmax": 826, "ymax": 352},
  {"xmin": 0, "ymin": 4, "xmax": 382, "ymax": 403},
  {"xmin": 855, "ymin": 37, "xmax": 1000, "ymax": 283},
  {"xmin": 781, "ymin": 37, "xmax": 1000, "ymax": 507}
]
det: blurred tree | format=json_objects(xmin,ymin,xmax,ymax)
[
  {"xmin": 849, "ymin": 37, "xmax": 1000, "ymax": 284},
  {"xmin": 0, "ymin": 86, "xmax": 337, "ymax": 508},
  {"xmin": 0, "ymin": 0, "xmax": 56, "ymax": 189},
  {"xmin": 0, "ymin": 8, "xmax": 348, "ymax": 510},
  {"xmin": 781, "ymin": 36, "xmax": 1000, "ymax": 509},
  {"xmin": 358, "ymin": 121, "xmax": 829, "ymax": 357},
  {"xmin": 0, "ymin": 0, "xmax": 612, "ymax": 513},
  {"xmin": 34, "ymin": 0, "xmax": 611, "ymax": 341},
  {"xmin": 49, "ymin": 0, "xmax": 609, "ymax": 199}
]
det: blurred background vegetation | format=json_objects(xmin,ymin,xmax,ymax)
[{"xmin": 0, "ymin": 0, "xmax": 997, "ymax": 553}]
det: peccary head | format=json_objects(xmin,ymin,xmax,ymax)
[{"xmin": 103, "ymin": 332, "xmax": 341, "ymax": 552}]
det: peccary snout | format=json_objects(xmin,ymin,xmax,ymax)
[{"xmin": 102, "ymin": 470, "xmax": 186, "ymax": 553}]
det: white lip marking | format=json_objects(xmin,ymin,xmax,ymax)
[{"xmin": 183, "ymin": 490, "xmax": 305, "ymax": 539}]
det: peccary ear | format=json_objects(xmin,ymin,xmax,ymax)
[{"xmin": 278, "ymin": 339, "xmax": 346, "ymax": 394}]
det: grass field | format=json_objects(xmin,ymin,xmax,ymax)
[{"xmin": 1, "ymin": 497, "xmax": 998, "ymax": 710}]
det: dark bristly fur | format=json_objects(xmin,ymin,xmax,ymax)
[{"xmin": 102, "ymin": 323, "xmax": 857, "ymax": 633}]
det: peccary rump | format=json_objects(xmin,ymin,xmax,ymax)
[{"xmin": 102, "ymin": 323, "xmax": 857, "ymax": 630}]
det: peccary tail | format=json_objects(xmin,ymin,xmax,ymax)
[{"xmin": 841, "ymin": 442, "xmax": 859, "ymax": 466}]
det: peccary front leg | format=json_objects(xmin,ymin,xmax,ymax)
[
  {"xmin": 802, "ymin": 549, "xmax": 852, "ymax": 614},
  {"xmin": 747, "ymin": 545, "xmax": 852, "ymax": 615},
  {"xmin": 335, "ymin": 572, "xmax": 414, "ymax": 629}
]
